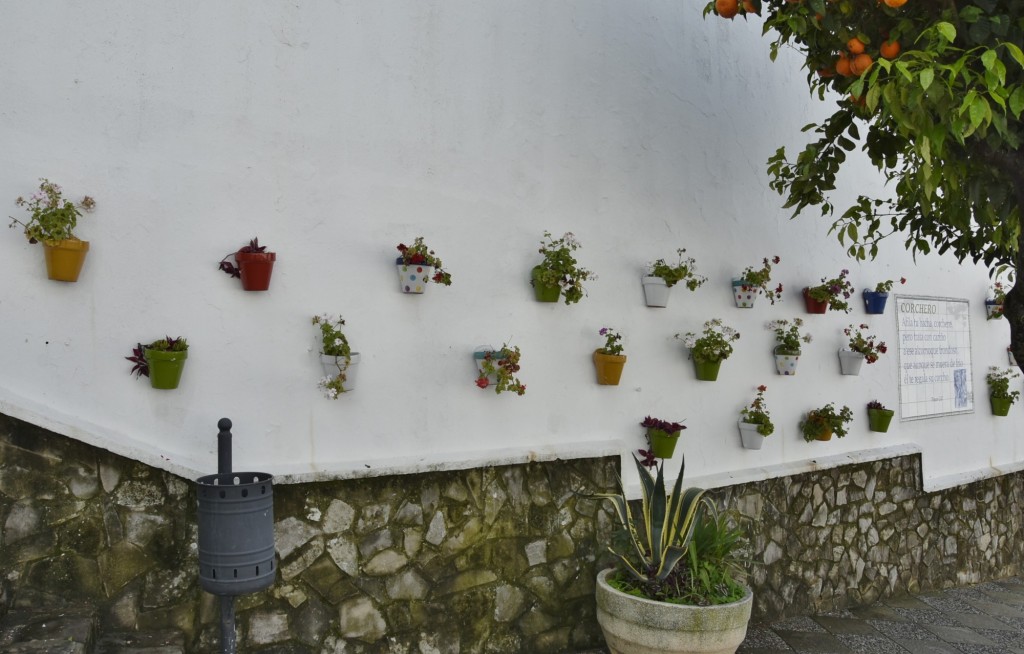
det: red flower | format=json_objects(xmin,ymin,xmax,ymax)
[
  {"xmin": 900, "ymin": 277, "xmax": 907, "ymax": 284},
  {"xmin": 475, "ymin": 377, "xmax": 489, "ymax": 389},
  {"xmin": 772, "ymin": 256, "xmax": 781, "ymax": 264},
  {"xmin": 757, "ymin": 385, "xmax": 767, "ymax": 392},
  {"xmin": 397, "ymin": 243, "xmax": 408, "ymax": 252}
]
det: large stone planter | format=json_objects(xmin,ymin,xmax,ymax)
[{"xmin": 596, "ymin": 568, "xmax": 752, "ymax": 654}]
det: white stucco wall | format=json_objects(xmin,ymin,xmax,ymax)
[{"xmin": 0, "ymin": 1, "xmax": 1016, "ymax": 492}]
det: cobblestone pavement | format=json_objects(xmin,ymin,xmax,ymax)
[{"xmin": 740, "ymin": 577, "xmax": 1024, "ymax": 654}]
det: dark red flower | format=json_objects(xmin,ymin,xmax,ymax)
[{"xmin": 475, "ymin": 377, "xmax": 489, "ymax": 389}]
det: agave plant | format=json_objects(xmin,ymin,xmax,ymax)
[{"xmin": 594, "ymin": 454, "xmax": 708, "ymax": 583}]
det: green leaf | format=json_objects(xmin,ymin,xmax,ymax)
[
  {"xmin": 1004, "ymin": 42, "xmax": 1024, "ymax": 69},
  {"xmin": 981, "ymin": 49, "xmax": 997, "ymax": 71},
  {"xmin": 920, "ymin": 68, "xmax": 934, "ymax": 91},
  {"xmin": 1010, "ymin": 87, "xmax": 1024, "ymax": 118},
  {"xmin": 935, "ymin": 22, "xmax": 956, "ymax": 43}
]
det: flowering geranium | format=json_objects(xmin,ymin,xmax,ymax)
[
  {"xmin": 10, "ymin": 178, "xmax": 96, "ymax": 244},
  {"xmin": 676, "ymin": 319, "xmax": 740, "ymax": 363},
  {"xmin": 476, "ymin": 344, "xmax": 526, "ymax": 396},
  {"xmin": 739, "ymin": 255, "xmax": 783, "ymax": 304},
  {"xmin": 806, "ymin": 269, "xmax": 855, "ymax": 313},
  {"xmin": 739, "ymin": 385, "xmax": 774, "ymax": 436},
  {"xmin": 397, "ymin": 237, "xmax": 452, "ymax": 286},
  {"xmin": 767, "ymin": 318, "xmax": 812, "ymax": 354},
  {"xmin": 313, "ymin": 314, "xmax": 355, "ymax": 398},
  {"xmin": 533, "ymin": 231, "xmax": 596, "ymax": 305},
  {"xmin": 597, "ymin": 327, "xmax": 624, "ymax": 356},
  {"xmin": 986, "ymin": 367, "xmax": 1021, "ymax": 403},
  {"xmin": 647, "ymin": 248, "xmax": 707, "ymax": 291},
  {"xmin": 874, "ymin": 277, "xmax": 906, "ymax": 293},
  {"xmin": 844, "ymin": 324, "xmax": 887, "ymax": 363},
  {"xmin": 801, "ymin": 403, "xmax": 853, "ymax": 442},
  {"xmin": 988, "ymin": 281, "xmax": 1009, "ymax": 320}
]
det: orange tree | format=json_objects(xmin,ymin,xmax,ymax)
[{"xmin": 705, "ymin": 0, "xmax": 1024, "ymax": 371}]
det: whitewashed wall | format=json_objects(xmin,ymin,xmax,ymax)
[{"xmin": 0, "ymin": 1, "xmax": 1015, "ymax": 491}]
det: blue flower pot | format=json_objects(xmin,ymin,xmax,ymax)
[{"xmin": 863, "ymin": 290, "xmax": 889, "ymax": 314}]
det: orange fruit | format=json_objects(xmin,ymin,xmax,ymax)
[
  {"xmin": 716, "ymin": 0, "xmax": 740, "ymax": 18},
  {"xmin": 742, "ymin": 0, "xmax": 760, "ymax": 14},
  {"xmin": 883, "ymin": 0, "xmax": 907, "ymax": 7},
  {"xmin": 817, "ymin": 67, "xmax": 836, "ymax": 78},
  {"xmin": 847, "ymin": 37, "xmax": 866, "ymax": 55},
  {"xmin": 835, "ymin": 55, "xmax": 853, "ymax": 76},
  {"xmin": 851, "ymin": 53, "xmax": 874, "ymax": 75},
  {"xmin": 880, "ymin": 39, "xmax": 901, "ymax": 58}
]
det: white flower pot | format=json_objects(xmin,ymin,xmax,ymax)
[
  {"xmin": 1010, "ymin": 348, "xmax": 1018, "ymax": 367},
  {"xmin": 774, "ymin": 349, "xmax": 800, "ymax": 376},
  {"xmin": 320, "ymin": 352, "xmax": 360, "ymax": 391},
  {"xmin": 596, "ymin": 568, "xmax": 752, "ymax": 654},
  {"xmin": 732, "ymin": 278, "xmax": 760, "ymax": 308},
  {"xmin": 986, "ymin": 300, "xmax": 1003, "ymax": 319},
  {"xmin": 642, "ymin": 276, "xmax": 672, "ymax": 308},
  {"xmin": 397, "ymin": 262, "xmax": 435, "ymax": 294},
  {"xmin": 838, "ymin": 349, "xmax": 865, "ymax": 376},
  {"xmin": 738, "ymin": 422, "xmax": 765, "ymax": 450}
]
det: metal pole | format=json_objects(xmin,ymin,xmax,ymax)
[{"xmin": 216, "ymin": 418, "xmax": 236, "ymax": 654}]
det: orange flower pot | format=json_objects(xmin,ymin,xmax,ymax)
[{"xmin": 42, "ymin": 239, "xmax": 89, "ymax": 282}]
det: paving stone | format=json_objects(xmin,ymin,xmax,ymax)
[
  {"xmin": 866, "ymin": 619, "xmax": 938, "ymax": 640},
  {"xmin": 891, "ymin": 607, "xmax": 966, "ymax": 627},
  {"xmin": 951, "ymin": 646, "xmax": 1024, "ymax": 654},
  {"xmin": 849, "ymin": 604, "xmax": 911, "ymax": 621},
  {"xmin": 885, "ymin": 596, "xmax": 936, "ymax": 610},
  {"xmin": 834, "ymin": 634, "xmax": 910, "ymax": 653},
  {"xmin": 921, "ymin": 623, "xmax": 997, "ymax": 645},
  {"xmin": 772, "ymin": 616, "xmax": 828, "ymax": 633},
  {"xmin": 813, "ymin": 615, "xmax": 884, "ymax": 636},
  {"xmin": 892, "ymin": 640, "xmax": 964, "ymax": 654},
  {"xmin": 918, "ymin": 595, "xmax": 981, "ymax": 615},
  {"xmin": 775, "ymin": 629, "xmax": 854, "ymax": 653},
  {"xmin": 741, "ymin": 626, "xmax": 793, "ymax": 649},
  {"xmin": 973, "ymin": 627, "xmax": 1024, "ymax": 649},
  {"xmin": 943, "ymin": 611, "xmax": 1019, "ymax": 631}
]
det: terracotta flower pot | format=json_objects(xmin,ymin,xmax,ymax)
[
  {"xmin": 42, "ymin": 238, "xmax": 90, "ymax": 282},
  {"xmin": 815, "ymin": 428, "xmax": 833, "ymax": 441},
  {"xmin": 802, "ymin": 287, "xmax": 828, "ymax": 314},
  {"xmin": 236, "ymin": 251, "xmax": 276, "ymax": 291},
  {"xmin": 593, "ymin": 350, "xmax": 627, "ymax": 385}
]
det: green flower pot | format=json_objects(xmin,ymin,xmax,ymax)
[
  {"xmin": 145, "ymin": 349, "xmax": 189, "ymax": 390},
  {"xmin": 991, "ymin": 396, "xmax": 1012, "ymax": 417},
  {"xmin": 531, "ymin": 266, "xmax": 561, "ymax": 302},
  {"xmin": 867, "ymin": 408, "xmax": 894, "ymax": 433},
  {"xmin": 693, "ymin": 358, "xmax": 722, "ymax": 382},
  {"xmin": 647, "ymin": 428, "xmax": 680, "ymax": 458}
]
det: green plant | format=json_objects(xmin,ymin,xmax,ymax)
[
  {"xmin": 598, "ymin": 327, "xmax": 624, "ymax": 356},
  {"xmin": 219, "ymin": 237, "xmax": 270, "ymax": 278},
  {"xmin": 9, "ymin": 178, "xmax": 96, "ymax": 244},
  {"xmin": 682, "ymin": 505, "xmax": 748, "ymax": 605},
  {"xmin": 739, "ymin": 385, "xmax": 774, "ymax": 436},
  {"xmin": 874, "ymin": 277, "xmax": 906, "ymax": 293},
  {"xmin": 676, "ymin": 319, "xmax": 740, "ymax": 363},
  {"xmin": 647, "ymin": 248, "xmax": 707, "ymax": 291},
  {"xmin": 806, "ymin": 269, "xmax": 855, "ymax": 312},
  {"xmin": 988, "ymin": 281, "xmax": 1009, "ymax": 319},
  {"xmin": 313, "ymin": 314, "xmax": 354, "ymax": 399},
  {"xmin": 475, "ymin": 344, "xmax": 526, "ymax": 395},
  {"xmin": 125, "ymin": 337, "xmax": 188, "ymax": 378},
  {"xmin": 397, "ymin": 237, "xmax": 452, "ymax": 286},
  {"xmin": 800, "ymin": 403, "xmax": 854, "ymax": 442},
  {"xmin": 867, "ymin": 400, "xmax": 890, "ymax": 412},
  {"xmin": 766, "ymin": 318, "xmax": 812, "ymax": 355},
  {"xmin": 532, "ymin": 231, "xmax": 596, "ymax": 305},
  {"xmin": 738, "ymin": 255, "xmax": 783, "ymax": 304},
  {"xmin": 844, "ymin": 323, "xmax": 888, "ymax": 363},
  {"xmin": 638, "ymin": 415, "xmax": 686, "ymax": 467},
  {"xmin": 986, "ymin": 367, "xmax": 1021, "ymax": 403}
]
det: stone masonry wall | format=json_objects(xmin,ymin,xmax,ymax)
[{"xmin": 4, "ymin": 412, "xmax": 1024, "ymax": 652}]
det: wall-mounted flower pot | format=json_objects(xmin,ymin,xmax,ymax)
[
  {"xmin": 593, "ymin": 351, "xmax": 626, "ymax": 385},
  {"xmin": 531, "ymin": 266, "xmax": 560, "ymax": 302},
  {"xmin": 839, "ymin": 349, "xmax": 865, "ymax": 376},
  {"xmin": 737, "ymin": 422, "xmax": 764, "ymax": 450},
  {"xmin": 732, "ymin": 278, "xmax": 759, "ymax": 308},
  {"xmin": 473, "ymin": 349, "xmax": 498, "ymax": 386},
  {"xmin": 986, "ymin": 300, "xmax": 1003, "ymax": 319},
  {"xmin": 868, "ymin": 408, "xmax": 894, "ymax": 432},
  {"xmin": 802, "ymin": 288, "xmax": 828, "ymax": 314},
  {"xmin": 641, "ymin": 276, "xmax": 671, "ymax": 307},
  {"xmin": 144, "ymin": 349, "xmax": 188, "ymax": 390},
  {"xmin": 813, "ymin": 427, "xmax": 833, "ymax": 442},
  {"xmin": 647, "ymin": 428, "xmax": 680, "ymax": 458},
  {"xmin": 320, "ymin": 352, "xmax": 361, "ymax": 392},
  {"xmin": 693, "ymin": 358, "xmax": 722, "ymax": 382},
  {"xmin": 42, "ymin": 239, "xmax": 90, "ymax": 282},
  {"xmin": 991, "ymin": 396, "xmax": 1012, "ymax": 417},
  {"xmin": 397, "ymin": 258, "xmax": 435, "ymax": 294},
  {"xmin": 236, "ymin": 251, "xmax": 276, "ymax": 291},
  {"xmin": 774, "ymin": 348, "xmax": 800, "ymax": 376},
  {"xmin": 863, "ymin": 290, "xmax": 889, "ymax": 314}
]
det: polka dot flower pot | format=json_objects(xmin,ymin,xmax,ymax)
[
  {"xmin": 732, "ymin": 278, "xmax": 760, "ymax": 308},
  {"xmin": 774, "ymin": 348, "xmax": 801, "ymax": 376},
  {"xmin": 396, "ymin": 258, "xmax": 435, "ymax": 294}
]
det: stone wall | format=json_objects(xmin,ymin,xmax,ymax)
[{"xmin": 4, "ymin": 412, "xmax": 1024, "ymax": 652}]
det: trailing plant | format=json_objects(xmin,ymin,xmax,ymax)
[
  {"xmin": 125, "ymin": 337, "xmax": 188, "ymax": 378},
  {"xmin": 476, "ymin": 344, "xmax": 526, "ymax": 395},
  {"xmin": 767, "ymin": 318, "xmax": 812, "ymax": 355},
  {"xmin": 676, "ymin": 319, "xmax": 740, "ymax": 363},
  {"xmin": 397, "ymin": 237, "xmax": 452, "ymax": 286},
  {"xmin": 873, "ymin": 277, "xmax": 906, "ymax": 293},
  {"xmin": 647, "ymin": 248, "xmax": 707, "ymax": 291},
  {"xmin": 738, "ymin": 255, "xmax": 783, "ymax": 304},
  {"xmin": 867, "ymin": 399, "xmax": 890, "ymax": 412},
  {"xmin": 10, "ymin": 178, "xmax": 96, "ymax": 244},
  {"xmin": 597, "ymin": 327, "xmax": 624, "ymax": 356},
  {"xmin": 739, "ymin": 385, "xmax": 774, "ymax": 436},
  {"xmin": 806, "ymin": 269, "xmax": 855, "ymax": 313},
  {"xmin": 844, "ymin": 323, "xmax": 888, "ymax": 363},
  {"xmin": 800, "ymin": 403, "xmax": 854, "ymax": 442},
  {"xmin": 313, "ymin": 314, "xmax": 354, "ymax": 399},
  {"xmin": 218, "ymin": 237, "xmax": 269, "ymax": 278},
  {"xmin": 988, "ymin": 281, "xmax": 1009, "ymax": 319},
  {"xmin": 532, "ymin": 231, "xmax": 596, "ymax": 305},
  {"xmin": 986, "ymin": 367, "xmax": 1021, "ymax": 403}
]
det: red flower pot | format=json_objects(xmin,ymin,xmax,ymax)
[
  {"xmin": 802, "ymin": 287, "xmax": 828, "ymax": 314},
  {"xmin": 235, "ymin": 251, "xmax": 277, "ymax": 291}
]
